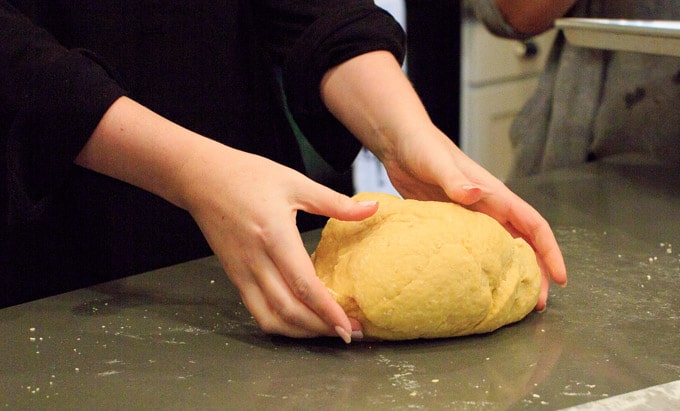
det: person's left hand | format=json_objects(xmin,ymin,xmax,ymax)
[
  {"xmin": 318, "ymin": 50, "xmax": 565, "ymax": 310},
  {"xmin": 378, "ymin": 125, "xmax": 567, "ymax": 310}
]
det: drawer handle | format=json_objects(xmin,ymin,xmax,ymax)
[{"xmin": 515, "ymin": 41, "xmax": 539, "ymax": 59}]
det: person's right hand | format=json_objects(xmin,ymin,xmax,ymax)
[
  {"xmin": 174, "ymin": 137, "xmax": 378, "ymax": 341},
  {"xmin": 76, "ymin": 96, "xmax": 376, "ymax": 342}
]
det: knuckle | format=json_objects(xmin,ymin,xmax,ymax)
[
  {"xmin": 255, "ymin": 316, "xmax": 280, "ymax": 335},
  {"xmin": 332, "ymin": 191, "xmax": 351, "ymax": 208},
  {"xmin": 288, "ymin": 275, "xmax": 313, "ymax": 302},
  {"xmin": 251, "ymin": 224, "xmax": 273, "ymax": 247},
  {"xmin": 275, "ymin": 301, "xmax": 299, "ymax": 325}
]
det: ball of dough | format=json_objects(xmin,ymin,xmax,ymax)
[{"xmin": 311, "ymin": 192, "xmax": 541, "ymax": 340}]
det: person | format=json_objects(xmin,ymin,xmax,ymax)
[
  {"xmin": 471, "ymin": 0, "xmax": 680, "ymax": 177},
  {"xmin": 1, "ymin": 0, "xmax": 566, "ymax": 343}
]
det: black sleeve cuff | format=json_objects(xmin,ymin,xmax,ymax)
[
  {"xmin": 281, "ymin": 6, "xmax": 406, "ymax": 171},
  {"xmin": 7, "ymin": 49, "xmax": 126, "ymax": 222}
]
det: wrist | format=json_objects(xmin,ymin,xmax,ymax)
[{"xmin": 75, "ymin": 97, "xmax": 212, "ymax": 210}]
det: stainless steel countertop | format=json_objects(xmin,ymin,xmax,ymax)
[{"xmin": 2, "ymin": 161, "xmax": 679, "ymax": 410}]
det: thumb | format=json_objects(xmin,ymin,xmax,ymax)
[
  {"xmin": 437, "ymin": 166, "xmax": 483, "ymax": 206},
  {"xmin": 423, "ymin": 147, "xmax": 484, "ymax": 206},
  {"xmin": 297, "ymin": 186, "xmax": 379, "ymax": 222},
  {"xmin": 444, "ymin": 184, "xmax": 483, "ymax": 206}
]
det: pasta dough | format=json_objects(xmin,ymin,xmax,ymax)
[{"xmin": 311, "ymin": 192, "xmax": 541, "ymax": 340}]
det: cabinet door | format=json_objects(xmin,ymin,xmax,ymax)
[
  {"xmin": 462, "ymin": 21, "xmax": 556, "ymax": 86},
  {"xmin": 460, "ymin": 21, "xmax": 555, "ymax": 181},
  {"xmin": 462, "ymin": 77, "xmax": 539, "ymax": 181}
]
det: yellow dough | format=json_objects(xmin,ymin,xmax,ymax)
[{"xmin": 311, "ymin": 192, "xmax": 541, "ymax": 340}]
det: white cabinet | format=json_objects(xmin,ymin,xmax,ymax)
[{"xmin": 460, "ymin": 20, "xmax": 556, "ymax": 180}]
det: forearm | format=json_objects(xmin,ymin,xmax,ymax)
[
  {"xmin": 494, "ymin": 0, "xmax": 577, "ymax": 35},
  {"xmin": 74, "ymin": 96, "xmax": 222, "ymax": 211},
  {"xmin": 320, "ymin": 50, "xmax": 439, "ymax": 163}
]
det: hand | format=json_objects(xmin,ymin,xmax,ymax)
[
  {"xmin": 318, "ymin": 51, "xmax": 566, "ymax": 310},
  {"xmin": 176, "ymin": 139, "xmax": 378, "ymax": 340},
  {"xmin": 77, "ymin": 97, "xmax": 375, "ymax": 341},
  {"xmin": 380, "ymin": 125, "xmax": 567, "ymax": 310}
]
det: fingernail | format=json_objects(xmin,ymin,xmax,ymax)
[
  {"xmin": 335, "ymin": 325, "xmax": 352, "ymax": 344},
  {"xmin": 351, "ymin": 330, "xmax": 364, "ymax": 341},
  {"xmin": 357, "ymin": 200, "xmax": 378, "ymax": 207},
  {"xmin": 462, "ymin": 185, "xmax": 480, "ymax": 193}
]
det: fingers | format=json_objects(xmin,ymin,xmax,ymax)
[
  {"xmin": 183, "ymin": 149, "xmax": 363, "ymax": 341},
  {"xmin": 266, "ymin": 226, "xmax": 355, "ymax": 335},
  {"xmin": 223, "ymin": 184, "xmax": 370, "ymax": 341},
  {"xmin": 228, "ymin": 239, "xmax": 352, "ymax": 341},
  {"xmin": 506, "ymin": 200, "xmax": 568, "ymax": 286},
  {"xmin": 534, "ymin": 225, "xmax": 568, "ymax": 286},
  {"xmin": 261, "ymin": 187, "xmax": 378, "ymax": 340},
  {"xmin": 440, "ymin": 175, "xmax": 484, "ymax": 205},
  {"xmin": 211, "ymin": 214, "xmax": 353, "ymax": 340},
  {"xmin": 457, "ymin": 185, "xmax": 484, "ymax": 205},
  {"xmin": 238, "ymin": 274, "xmax": 331, "ymax": 339},
  {"xmin": 435, "ymin": 147, "xmax": 488, "ymax": 206},
  {"xmin": 223, "ymin": 214, "xmax": 354, "ymax": 341},
  {"xmin": 461, "ymin": 178, "xmax": 566, "ymax": 310},
  {"xmin": 470, "ymin": 182, "xmax": 567, "ymax": 285},
  {"xmin": 433, "ymin": 154, "xmax": 486, "ymax": 206},
  {"xmin": 535, "ymin": 272, "xmax": 550, "ymax": 312},
  {"xmin": 298, "ymin": 187, "xmax": 379, "ymax": 222},
  {"xmin": 373, "ymin": 129, "xmax": 566, "ymax": 310}
]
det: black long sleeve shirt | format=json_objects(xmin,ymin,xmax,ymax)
[{"xmin": 0, "ymin": 0, "xmax": 404, "ymax": 306}]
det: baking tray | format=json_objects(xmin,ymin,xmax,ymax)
[{"xmin": 556, "ymin": 18, "xmax": 680, "ymax": 57}]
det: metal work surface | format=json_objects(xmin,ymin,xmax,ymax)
[{"xmin": 1, "ymin": 162, "xmax": 679, "ymax": 410}]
